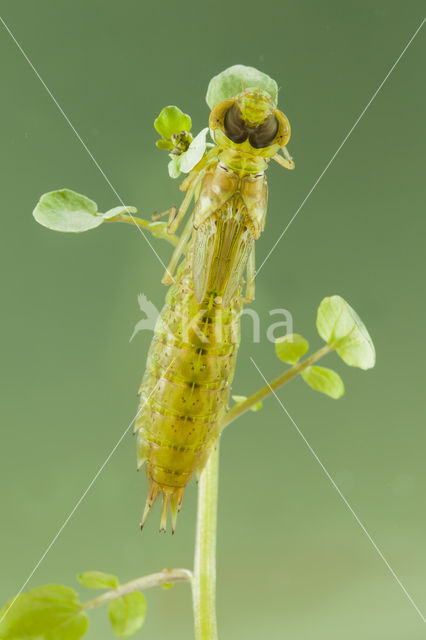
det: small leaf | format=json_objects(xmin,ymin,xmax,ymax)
[
  {"xmin": 154, "ymin": 106, "xmax": 192, "ymax": 140},
  {"xmin": 301, "ymin": 366, "xmax": 344, "ymax": 399},
  {"xmin": 102, "ymin": 206, "xmax": 137, "ymax": 220},
  {"xmin": 179, "ymin": 128, "xmax": 209, "ymax": 173},
  {"xmin": 108, "ymin": 592, "xmax": 146, "ymax": 639},
  {"xmin": 156, "ymin": 139, "xmax": 173, "ymax": 150},
  {"xmin": 147, "ymin": 220, "xmax": 168, "ymax": 239},
  {"xmin": 33, "ymin": 189, "xmax": 103, "ymax": 233},
  {"xmin": 77, "ymin": 571, "xmax": 119, "ymax": 590},
  {"xmin": 232, "ymin": 395, "xmax": 263, "ymax": 412},
  {"xmin": 168, "ymin": 155, "xmax": 182, "ymax": 179},
  {"xmin": 161, "ymin": 582, "xmax": 174, "ymax": 590},
  {"xmin": 206, "ymin": 64, "xmax": 278, "ymax": 109},
  {"xmin": 275, "ymin": 334, "xmax": 309, "ymax": 364},
  {"xmin": 316, "ymin": 295, "xmax": 375, "ymax": 369},
  {"xmin": 0, "ymin": 585, "xmax": 88, "ymax": 640}
]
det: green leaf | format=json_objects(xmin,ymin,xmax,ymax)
[
  {"xmin": 108, "ymin": 592, "xmax": 146, "ymax": 639},
  {"xmin": 316, "ymin": 295, "xmax": 375, "ymax": 369},
  {"xmin": 154, "ymin": 106, "xmax": 192, "ymax": 140},
  {"xmin": 156, "ymin": 139, "xmax": 173, "ymax": 150},
  {"xmin": 206, "ymin": 64, "xmax": 278, "ymax": 109},
  {"xmin": 102, "ymin": 206, "xmax": 137, "ymax": 220},
  {"xmin": 301, "ymin": 366, "xmax": 345, "ymax": 399},
  {"xmin": 77, "ymin": 571, "xmax": 119, "ymax": 590},
  {"xmin": 33, "ymin": 189, "xmax": 104, "ymax": 233},
  {"xmin": 168, "ymin": 155, "xmax": 182, "ymax": 179},
  {"xmin": 0, "ymin": 585, "xmax": 88, "ymax": 640},
  {"xmin": 232, "ymin": 395, "xmax": 263, "ymax": 412},
  {"xmin": 161, "ymin": 582, "xmax": 174, "ymax": 590},
  {"xmin": 275, "ymin": 334, "xmax": 309, "ymax": 364},
  {"xmin": 179, "ymin": 128, "xmax": 209, "ymax": 173},
  {"xmin": 147, "ymin": 220, "xmax": 168, "ymax": 239}
]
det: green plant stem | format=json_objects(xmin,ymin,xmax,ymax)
[
  {"xmin": 105, "ymin": 214, "xmax": 179, "ymax": 246},
  {"xmin": 192, "ymin": 443, "xmax": 219, "ymax": 640},
  {"xmin": 221, "ymin": 344, "xmax": 332, "ymax": 430},
  {"xmin": 81, "ymin": 569, "xmax": 192, "ymax": 611}
]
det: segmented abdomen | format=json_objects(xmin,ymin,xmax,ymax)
[{"xmin": 135, "ymin": 253, "xmax": 242, "ymax": 531}]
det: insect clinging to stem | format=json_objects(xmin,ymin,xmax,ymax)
[{"xmin": 135, "ymin": 67, "xmax": 295, "ymax": 533}]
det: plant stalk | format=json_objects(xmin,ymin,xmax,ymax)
[
  {"xmin": 192, "ymin": 442, "xmax": 219, "ymax": 640},
  {"xmin": 82, "ymin": 568, "xmax": 192, "ymax": 611},
  {"xmin": 106, "ymin": 213, "xmax": 179, "ymax": 246}
]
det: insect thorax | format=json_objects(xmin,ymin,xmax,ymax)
[{"xmin": 218, "ymin": 147, "xmax": 268, "ymax": 176}]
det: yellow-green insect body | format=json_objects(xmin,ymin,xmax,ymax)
[{"xmin": 136, "ymin": 88, "xmax": 293, "ymax": 532}]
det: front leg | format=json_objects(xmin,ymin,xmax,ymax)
[
  {"xmin": 272, "ymin": 147, "xmax": 295, "ymax": 170},
  {"xmin": 167, "ymin": 174, "xmax": 201, "ymax": 235}
]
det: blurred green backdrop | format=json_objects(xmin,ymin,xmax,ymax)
[{"xmin": 1, "ymin": 1, "xmax": 425, "ymax": 638}]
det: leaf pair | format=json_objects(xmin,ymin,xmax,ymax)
[
  {"xmin": 275, "ymin": 296, "xmax": 375, "ymax": 399},
  {"xmin": 275, "ymin": 332, "xmax": 344, "ymax": 399},
  {"xmin": 77, "ymin": 571, "xmax": 146, "ymax": 639},
  {"xmin": 0, "ymin": 572, "xmax": 147, "ymax": 640}
]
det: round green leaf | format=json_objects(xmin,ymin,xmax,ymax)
[
  {"xmin": 108, "ymin": 593, "xmax": 146, "ymax": 639},
  {"xmin": 316, "ymin": 295, "xmax": 375, "ymax": 369},
  {"xmin": 45, "ymin": 612, "xmax": 88, "ymax": 640},
  {"xmin": 206, "ymin": 64, "xmax": 278, "ymax": 109},
  {"xmin": 0, "ymin": 585, "xmax": 88, "ymax": 640},
  {"xmin": 301, "ymin": 366, "xmax": 345, "ymax": 399},
  {"xmin": 168, "ymin": 155, "xmax": 182, "ymax": 179},
  {"xmin": 77, "ymin": 571, "xmax": 119, "ymax": 590},
  {"xmin": 156, "ymin": 139, "xmax": 173, "ymax": 150},
  {"xmin": 154, "ymin": 106, "xmax": 192, "ymax": 140},
  {"xmin": 33, "ymin": 189, "xmax": 104, "ymax": 233},
  {"xmin": 275, "ymin": 333, "xmax": 309, "ymax": 364}
]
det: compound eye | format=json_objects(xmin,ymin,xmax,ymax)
[
  {"xmin": 224, "ymin": 104, "xmax": 248, "ymax": 143},
  {"xmin": 248, "ymin": 114, "xmax": 279, "ymax": 149}
]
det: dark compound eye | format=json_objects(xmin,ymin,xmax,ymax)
[
  {"xmin": 248, "ymin": 114, "xmax": 279, "ymax": 149},
  {"xmin": 224, "ymin": 105, "xmax": 279, "ymax": 149},
  {"xmin": 224, "ymin": 104, "xmax": 248, "ymax": 144}
]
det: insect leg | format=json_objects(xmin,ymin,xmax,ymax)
[
  {"xmin": 244, "ymin": 245, "xmax": 256, "ymax": 302},
  {"xmin": 167, "ymin": 172, "xmax": 201, "ymax": 235},
  {"xmin": 272, "ymin": 148, "xmax": 295, "ymax": 170},
  {"xmin": 151, "ymin": 207, "xmax": 176, "ymax": 221},
  {"xmin": 161, "ymin": 211, "xmax": 194, "ymax": 285}
]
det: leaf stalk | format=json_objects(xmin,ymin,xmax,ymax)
[
  {"xmin": 81, "ymin": 569, "xmax": 192, "ymax": 611},
  {"xmin": 105, "ymin": 214, "xmax": 179, "ymax": 246},
  {"xmin": 222, "ymin": 344, "xmax": 332, "ymax": 430}
]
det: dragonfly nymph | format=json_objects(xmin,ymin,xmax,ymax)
[{"xmin": 135, "ymin": 86, "xmax": 294, "ymax": 532}]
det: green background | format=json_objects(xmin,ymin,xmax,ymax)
[{"xmin": 1, "ymin": 1, "xmax": 425, "ymax": 638}]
